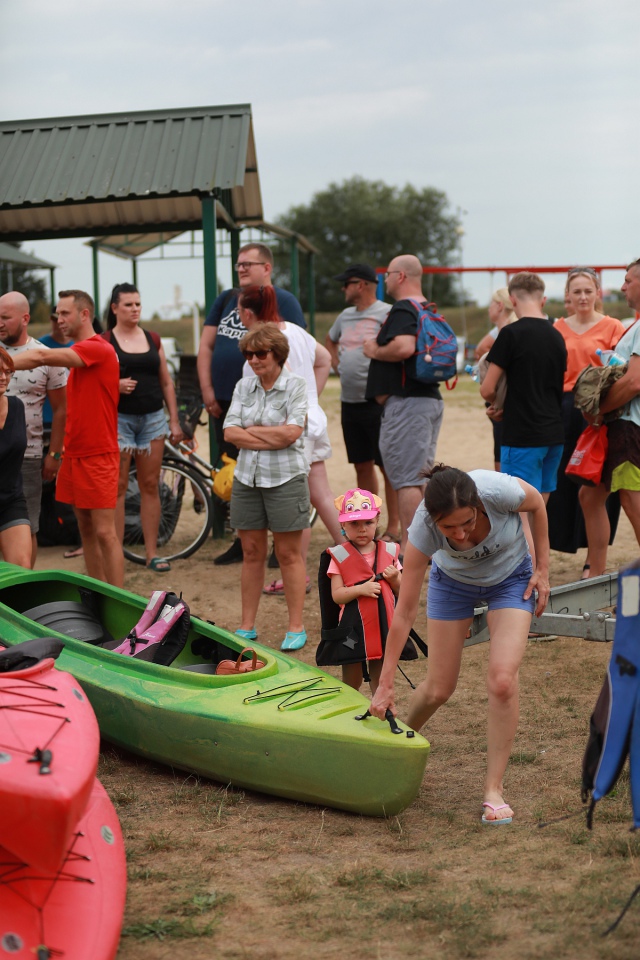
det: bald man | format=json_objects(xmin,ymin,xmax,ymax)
[
  {"xmin": 0, "ymin": 291, "xmax": 67, "ymax": 565},
  {"xmin": 363, "ymin": 255, "xmax": 444, "ymax": 553}
]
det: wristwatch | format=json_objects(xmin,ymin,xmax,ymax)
[{"xmin": 48, "ymin": 451, "xmax": 62, "ymax": 461}]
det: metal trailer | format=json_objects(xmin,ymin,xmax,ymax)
[{"xmin": 466, "ymin": 572, "xmax": 618, "ymax": 646}]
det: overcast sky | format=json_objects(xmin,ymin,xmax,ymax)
[{"xmin": 3, "ymin": 0, "xmax": 640, "ymax": 320}]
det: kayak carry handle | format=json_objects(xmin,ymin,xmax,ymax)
[
  {"xmin": 28, "ymin": 747, "xmax": 53, "ymax": 775},
  {"xmin": 354, "ymin": 708, "xmax": 403, "ymax": 735}
]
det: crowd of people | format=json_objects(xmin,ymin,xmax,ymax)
[{"xmin": 2, "ymin": 250, "xmax": 640, "ymax": 825}]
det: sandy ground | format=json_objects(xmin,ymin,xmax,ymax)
[{"xmin": 31, "ymin": 378, "xmax": 640, "ymax": 960}]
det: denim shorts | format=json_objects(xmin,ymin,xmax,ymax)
[
  {"xmin": 118, "ymin": 408, "xmax": 168, "ymax": 454},
  {"xmin": 427, "ymin": 556, "xmax": 535, "ymax": 621}
]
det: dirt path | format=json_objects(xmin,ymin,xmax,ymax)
[{"xmin": 35, "ymin": 378, "xmax": 640, "ymax": 959}]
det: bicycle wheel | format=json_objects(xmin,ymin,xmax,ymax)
[{"xmin": 123, "ymin": 461, "xmax": 213, "ymax": 564}]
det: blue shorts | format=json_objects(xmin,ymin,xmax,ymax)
[
  {"xmin": 500, "ymin": 444, "xmax": 564, "ymax": 493},
  {"xmin": 118, "ymin": 409, "xmax": 167, "ymax": 455},
  {"xmin": 427, "ymin": 556, "xmax": 535, "ymax": 621}
]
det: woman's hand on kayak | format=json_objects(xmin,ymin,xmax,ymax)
[{"xmin": 370, "ymin": 678, "xmax": 396, "ymax": 720}]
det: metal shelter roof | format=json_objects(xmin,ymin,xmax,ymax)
[
  {"xmin": 0, "ymin": 241, "xmax": 56, "ymax": 269},
  {"xmin": 0, "ymin": 104, "xmax": 262, "ymax": 240}
]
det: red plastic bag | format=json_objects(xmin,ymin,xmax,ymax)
[{"xmin": 565, "ymin": 424, "xmax": 608, "ymax": 486}]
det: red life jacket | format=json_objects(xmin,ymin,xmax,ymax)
[{"xmin": 326, "ymin": 540, "xmax": 399, "ymax": 661}]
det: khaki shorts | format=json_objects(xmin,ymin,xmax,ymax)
[
  {"xmin": 230, "ymin": 474, "xmax": 311, "ymax": 532},
  {"xmin": 379, "ymin": 395, "xmax": 444, "ymax": 490}
]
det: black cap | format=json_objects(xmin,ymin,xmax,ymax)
[{"xmin": 333, "ymin": 263, "xmax": 377, "ymax": 284}]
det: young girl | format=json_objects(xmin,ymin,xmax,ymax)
[{"xmin": 316, "ymin": 488, "xmax": 416, "ymax": 691}]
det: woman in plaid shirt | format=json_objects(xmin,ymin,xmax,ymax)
[{"xmin": 224, "ymin": 324, "xmax": 310, "ymax": 652}]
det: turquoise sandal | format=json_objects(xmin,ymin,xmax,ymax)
[{"xmin": 281, "ymin": 630, "xmax": 307, "ymax": 651}]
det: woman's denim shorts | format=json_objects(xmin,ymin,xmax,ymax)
[
  {"xmin": 118, "ymin": 408, "xmax": 168, "ymax": 454},
  {"xmin": 427, "ymin": 556, "xmax": 535, "ymax": 621}
]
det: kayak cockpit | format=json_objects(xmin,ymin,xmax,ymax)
[{"xmin": 0, "ymin": 570, "xmax": 276, "ymax": 680}]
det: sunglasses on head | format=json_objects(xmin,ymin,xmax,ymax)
[
  {"xmin": 243, "ymin": 349, "xmax": 272, "ymax": 361},
  {"xmin": 568, "ymin": 267, "xmax": 597, "ymax": 277}
]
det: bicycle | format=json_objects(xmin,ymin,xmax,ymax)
[{"xmin": 123, "ymin": 400, "xmax": 317, "ymax": 565}]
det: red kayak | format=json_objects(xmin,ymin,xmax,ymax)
[
  {"xmin": 0, "ymin": 641, "xmax": 99, "ymax": 873},
  {"xmin": 0, "ymin": 776, "xmax": 126, "ymax": 960}
]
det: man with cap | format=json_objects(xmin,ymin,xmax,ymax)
[{"xmin": 326, "ymin": 264, "xmax": 400, "ymax": 542}]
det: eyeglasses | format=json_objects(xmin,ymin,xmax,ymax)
[
  {"xmin": 384, "ymin": 270, "xmax": 402, "ymax": 279},
  {"xmin": 342, "ymin": 280, "xmax": 362, "ymax": 288},
  {"xmin": 234, "ymin": 261, "xmax": 267, "ymax": 271},
  {"xmin": 0, "ymin": 369, "xmax": 11, "ymax": 380},
  {"xmin": 243, "ymin": 349, "xmax": 272, "ymax": 361}
]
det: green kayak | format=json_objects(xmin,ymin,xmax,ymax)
[{"xmin": 0, "ymin": 563, "xmax": 429, "ymax": 816}]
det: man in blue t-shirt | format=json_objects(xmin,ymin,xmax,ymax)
[{"xmin": 197, "ymin": 242, "xmax": 306, "ymax": 563}]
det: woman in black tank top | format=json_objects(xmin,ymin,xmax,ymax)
[{"xmin": 103, "ymin": 284, "xmax": 183, "ymax": 572}]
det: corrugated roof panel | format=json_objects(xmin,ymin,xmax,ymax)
[{"xmin": 0, "ymin": 105, "xmax": 262, "ymax": 237}]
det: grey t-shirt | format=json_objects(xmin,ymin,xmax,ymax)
[
  {"xmin": 407, "ymin": 470, "xmax": 529, "ymax": 585},
  {"xmin": 328, "ymin": 300, "xmax": 389, "ymax": 403}
]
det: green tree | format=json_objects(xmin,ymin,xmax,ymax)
[{"xmin": 273, "ymin": 177, "xmax": 462, "ymax": 312}]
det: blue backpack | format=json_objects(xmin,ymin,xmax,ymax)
[{"xmin": 407, "ymin": 298, "xmax": 458, "ymax": 387}]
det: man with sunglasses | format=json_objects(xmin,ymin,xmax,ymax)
[
  {"xmin": 363, "ymin": 255, "xmax": 445, "ymax": 556},
  {"xmin": 598, "ymin": 259, "xmax": 640, "ymax": 543},
  {"xmin": 326, "ymin": 263, "xmax": 400, "ymax": 541},
  {"xmin": 197, "ymin": 242, "xmax": 306, "ymax": 564}
]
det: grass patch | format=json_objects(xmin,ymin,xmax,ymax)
[
  {"xmin": 273, "ymin": 871, "xmax": 319, "ymax": 905},
  {"xmin": 128, "ymin": 866, "xmax": 170, "ymax": 882},
  {"xmin": 141, "ymin": 829, "xmax": 180, "ymax": 853},
  {"xmin": 121, "ymin": 918, "xmax": 215, "ymax": 941}
]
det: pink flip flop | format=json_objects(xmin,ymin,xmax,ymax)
[
  {"xmin": 263, "ymin": 577, "xmax": 311, "ymax": 596},
  {"xmin": 481, "ymin": 802, "xmax": 513, "ymax": 825}
]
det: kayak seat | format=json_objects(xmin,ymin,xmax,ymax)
[
  {"xmin": 22, "ymin": 601, "xmax": 114, "ymax": 646},
  {"xmin": 0, "ymin": 636, "xmax": 65, "ymax": 671},
  {"xmin": 190, "ymin": 634, "xmax": 234, "ymax": 664}
]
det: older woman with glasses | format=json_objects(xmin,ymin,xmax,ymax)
[
  {"xmin": 237, "ymin": 284, "xmax": 342, "ymax": 595},
  {"xmin": 224, "ymin": 324, "xmax": 310, "ymax": 651},
  {"xmin": 546, "ymin": 268, "xmax": 625, "ymax": 577},
  {"xmin": 0, "ymin": 346, "xmax": 31, "ymax": 568}
]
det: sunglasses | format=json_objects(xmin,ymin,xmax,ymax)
[
  {"xmin": 243, "ymin": 349, "xmax": 272, "ymax": 361},
  {"xmin": 568, "ymin": 267, "xmax": 597, "ymax": 277}
]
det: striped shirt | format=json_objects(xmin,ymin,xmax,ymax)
[{"xmin": 224, "ymin": 369, "xmax": 309, "ymax": 488}]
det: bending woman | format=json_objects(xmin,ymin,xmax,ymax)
[
  {"xmin": 0, "ymin": 346, "xmax": 31, "ymax": 568},
  {"xmin": 370, "ymin": 465, "xmax": 550, "ymax": 824},
  {"xmin": 102, "ymin": 283, "xmax": 183, "ymax": 572}
]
